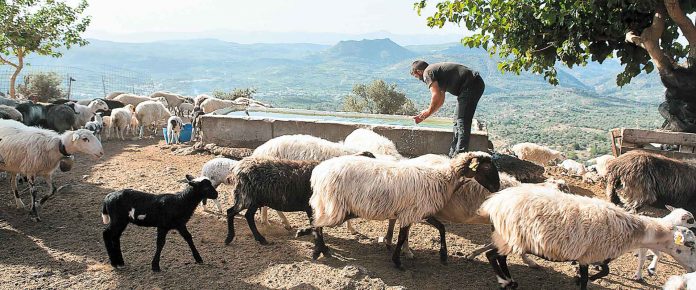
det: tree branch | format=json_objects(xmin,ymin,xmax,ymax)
[
  {"xmin": 0, "ymin": 54, "xmax": 19, "ymax": 68},
  {"xmin": 626, "ymin": 10, "xmax": 673, "ymax": 73},
  {"xmin": 664, "ymin": 0, "xmax": 696, "ymax": 62}
]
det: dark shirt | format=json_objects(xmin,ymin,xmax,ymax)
[{"xmin": 423, "ymin": 62, "xmax": 479, "ymax": 96}]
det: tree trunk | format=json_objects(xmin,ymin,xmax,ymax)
[
  {"xmin": 8, "ymin": 49, "xmax": 24, "ymax": 99},
  {"xmin": 659, "ymin": 66, "xmax": 696, "ymax": 133}
]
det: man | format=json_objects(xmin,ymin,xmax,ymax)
[{"xmin": 411, "ymin": 60, "xmax": 485, "ymax": 156}]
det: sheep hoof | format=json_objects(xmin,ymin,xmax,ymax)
[
  {"xmin": 647, "ymin": 268, "xmax": 655, "ymax": 276},
  {"xmin": 311, "ymin": 250, "xmax": 322, "ymax": 261},
  {"xmin": 632, "ymin": 275, "xmax": 644, "ymax": 283},
  {"xmin": 224, "ymin": 236, "xmax": 234, "ymax": 245},
  {"xmin": 506, "ymin": 281, "xmax": 518, "ymax": 289},
  {"xmin": 258, "ymin": 239, "xmax": 269, "ymax": 245},
  {"xmin": 151, "ymin": 267, "xmax": 161, "ymax": 272},
  {"xmin": 283, "ymin": 225, "xmax": 294, "ymax": 231},
  {"xmin": 195, "ymin": 259, "xmax": 203, "ymax": 264}
]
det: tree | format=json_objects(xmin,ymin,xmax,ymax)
[
  {"xmin": 17, "ymin": 71, "xmax": 63, "ymax": 102},
  {"xmin": 343, "ymin": 79, "xmax": 418, "ymax": 115},
  {"xmin": 212, "ymin": 87, "xmax": 257, "ymax": 101},
  {"xmin": 0, "ymin": 0, "xmax": 90, "ymax": 98},
  {"xmin": 416, "ymin": 0, "xmax": 696, "ymax": 132}
]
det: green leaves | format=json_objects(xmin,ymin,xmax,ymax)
[
  {"xmin": 343, "ymin": 80, "xmax": 417, "ymax": 115},
  {"xmin": 416, "ymin": 0, "xmax": 694, "ymax": 86}
]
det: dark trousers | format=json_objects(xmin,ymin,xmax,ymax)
[{"xmin": 450, "ymin": 75, "xmax": 485, "ymax": 157}]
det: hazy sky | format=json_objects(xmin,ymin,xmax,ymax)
[{"xmin": 83, "ymin": 0, "xmax": 463, "ymax": 38}]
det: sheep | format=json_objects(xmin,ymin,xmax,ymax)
[
  {"xmin": 166, "ymin": 116, "xmax": 184, "ymax": 144},
  {"xmin": 634, "ymin": 206, "xmax": 696, "ymax": 281},
  {"xmin": 664, "ymin": 272, "xmax": 696, "ymax": 290},
  {"xmin": 135, "ymin": 101, "xmax": 172, "ymax": 139},
  {"xmin": 178, "ymin": 103, "xmax": 195, "ymax": 117},
  {"xmin": 307, "ymin": 152, "xmax": 500, "ymax": 267},
  {"xmin": 559, "ymin": 159, "xmax": 587, "ymax": 175},
  {"xmin": 511, "ymin": 142, "xmax": 564, "ymax": 166},
  {"xmin": 606, "ymin": 150, "xmax": 696, "ymax": 213},
  {"xmin": 74, "ymin": 98, "xmax": 125, "ymax": 117},
  {"xmin": 109, "ymin": 105, "xmax": 135, "ymax": 141},
  {"xmin": 0, "ymin": 96, "xmax": 18, "ymax": 107},
  {"xmin": 587, "ymin": 154, "xmax": 615, "ymax": 177},
  {"xmin": 343, "ymin": 128, "xmax": 403, "ymax": 160},
  {"xmin": 72, "ymin": 100, "xmax": 109, "ymax": 128},
  {"xmin": 105, "ymin": 91, "xmax": 127, "ymax": 100},
  {"xmin": 84, "ymin": 112, "xmax": 104, "ymax": 141},
  {"xmin": 0, "ymin": 105, "xmax": 23, "ymax": 122},
  {"xmin": 15, "ymin": 102, "xmax": 78, "ymax": 133},
  {"xmin": 200, "ymin": 97, "xmax": 252, "ymax": 113},
  {"xmin": 0, "ymin": 120, "xmax": 104, "ymax": 221},
  {"xmin": 102, "ymin": 116, "xmax": 112, "ymax": 140},
  {"xmin": 101, "ymin": 175, "xmax": 218, "ymax": 272},
  {"xmin": 499, "ymin": 172, "xmax": 522, "ymax": 189},
  {"xmin": 193, "ymin": 94, "xmax": 210, "ymax": 109},
  {"xmin": 150, "ymin": 91, "xmax": 186, "ymax": 115},
  {"xmin": 479, "ymin": 185, "xmax": 696, "ymax": 290},
  {"xmin": 198, "ymin": 158, "xmax": 238, "ymax": 213},
  {"xmin": 492, "ymin": 152, "xmax": 546, "ymax": 183},
  {"xmin": 113, "ymin": 93, "xmax": 167, "ymax": 108},
  {"xmin": 129, "ymin": 115, "xmax": 139, "ymax": 136}
]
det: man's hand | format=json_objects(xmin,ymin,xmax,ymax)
[{"xmin": 413, "ymin": 109, "xmax": 431, "ymax": 124}]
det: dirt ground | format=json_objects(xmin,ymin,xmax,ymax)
[{"xmin": 0, "ymin": 138, "xmax": 685, "ymax": 289}]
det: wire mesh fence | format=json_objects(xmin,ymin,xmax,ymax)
[{"xmin": 0, "ymin": 65, "xmax": 158, "ymax": 100}]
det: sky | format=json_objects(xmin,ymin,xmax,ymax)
[{"xmin": 81, "ymin": 0, "xmax": 465, "ymax": 43}]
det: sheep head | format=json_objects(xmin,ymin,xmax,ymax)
[
  {"xmin": 665, "ymin": 205, "xmax": 696, "ymax": 229},
  {"xmin": 186, "ymin": 174, "xmax": 219, "ymax": 200},
  {"xmin": 89, "ymin": 100, "xmax": 109, "ymax": 112},
  {"xmin": 452, "ymin": 152, "xmax": 500, "ymax": 193},
  {"xmin": 66, "ymin": 129, "xmax": 104, "ymax": 159},
  {"xmin": 664, "ymin": 226, "xmax": 696, "ymax": 272}
]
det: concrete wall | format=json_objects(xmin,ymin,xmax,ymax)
[{"xmin": 199, "ymin": 115, "xmax": 490, "ymax": 156}]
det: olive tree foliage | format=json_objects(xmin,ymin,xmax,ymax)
[
  {"xmin": 212, "ymin": 87, "xmax": 257, "ymax": 101},
  {"xmin": 343, "ymin": 79, "xmax": 417, "ymax": 115},
  {"xmin": 0, "ymin": 0, "xmax": 90, "ymax": 98},
  {"xmin": 17, "ymin": 71, "xmax": 63, "ymax": 102},
  {"xmin": 415, "ymin": 0, "xmax": 696, "ymax": 131}
]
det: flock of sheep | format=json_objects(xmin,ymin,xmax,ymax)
[{"xmin": 2, "ymin": 91, "xmax": 696, "ymax": 289}]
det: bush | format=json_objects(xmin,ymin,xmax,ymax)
[
  {"xmin": 17, "ymin": 72, "xmax": 64, "ymax": 102},
  {"xmin": 342, "ymin": 79, "xmax": 417, "ymax": 115},
  {"xmin": 212, "ymin": 88, "xmax": 256, "ymax": 101}
]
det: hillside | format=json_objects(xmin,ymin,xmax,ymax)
[{"xmin": 2, "ymin": 37, "xmax": 667, "ymax": 156}]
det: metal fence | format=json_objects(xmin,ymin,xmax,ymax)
[{"xmin": 0, "ymin": 65, "xmax": 158, "ymax": 100}]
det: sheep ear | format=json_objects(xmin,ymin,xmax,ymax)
[
  {"xmin": 675, "ymin": 230, "xmax": 685, "ymax": 246},
  {"xmin": 666, "ymin": 205, "xmax": 676, "ymax": 212},
  {"xmin": 71, "ymin": 132, "xmax": 80, "ymax": 142},
  {"xmin": 185, "ymin": 174, "xmax": 195, "ymax": 182}
]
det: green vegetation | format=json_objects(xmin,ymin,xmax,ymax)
[
  {"xmin": 17, "ymin": 71, "xmax": 64, "ymax": 102},
  {"xmin": 343, "ymin": 80, "xmax": 417, "ymax": 115},
  {"xmin": 212, "ymin": 87, "xmax": 257, "ymax": 100},
  {"xmin": 0, "ymin": 0, "xmax": 91, "ymax": 98}
]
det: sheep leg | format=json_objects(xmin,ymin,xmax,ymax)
[
  {"xmin": 467, "ymin": 243, "xmax": 493, "ymax": 260},
  {"xmin": 27, "ymin": 177, "xmax": 40, "ymax": 221},
  {"xmin": 383, "ymin": 219, "xmax": 396, "ymax": 249},
  {"xmin": 224, "ymin": 206, "xmax": 241, "ymax": 245},
  {"xmin": 311, "ymin": 227, "xmax": 331, "ymax": 260},
  {"xmin": 275, "ymin": 211, "xmax": 292, "ymax": 230},
  {"xmin": 425, "ymin": 217, "xmax": 448, "ymax": 264},
  {"xmin": 520, "ymin": 254, "xmax": 541, "ymax": 269},
  {"xmin": 346, "ymin": 220, "xmax": 359, "ymax": 235},
  {"xmin": 634, "ymin": 248, "xmax": 647, "ymax": 281},
  {"xmin": 177, "ymin": 225, "xmax": 203, "ymax": 263},
  {"xmin": 212, "ymin": 199, "xmax": 223, "ymax": 215},
  {"xmin": 103, "ymin": 221, "xmax": 128, "ymax": 267},
  {"xmin": 151, "ymin": 227, "xmax": 168, "ymax": 272},
  {"xmin": 485, "ymin": 248, "xmax": 517, "ymax": 289},
  {"xmin": 391, "ymin": 224, "xmax": 411, "ymax": 269},
  {"xmin": 138, "ymin": 125, "xmax": 144, "ymax": 139},
  {"xmin": 589, "ymin": 262, "xmax": 610, "ymax": 281},
  {"xmin": 576, "ymin": 264, "xmax": 589, "ymax": 290},
  {"xmin": 244, "ymin": 205, "xmax": 268, "ymax": 245},
  {"xmin": 647, "ymin": 251, "xmax": 660, "ymax": 276},
  {"xmin": 11, "ymin": 173, "xmax": 24, "ymax": 209},
  {"xmin": 260, "ymin": 207, "xmax": 269, "ymax": 226}
]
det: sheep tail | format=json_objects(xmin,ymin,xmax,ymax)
[
  {"xmin": 101, "ymin": 203, "xmax": 110, "ymax": 225},
  {"xmin": 605, "ymin": 173, "xmax": 622, "ymax": 206}
]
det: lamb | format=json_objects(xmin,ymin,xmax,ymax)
[
  {"xmin": 587, "ymin": 154, "xmax": 615, "ymax": 177},
  {"xmin": 109, "ymin": 105, "xmax": 135, "ymax": 141},
  {"xmin": 198, "ymin": 158, "xmax": 238, "ymax": 213},
  {"xmin": 634, "ymin": 206, "xmax": 696, "ymax": 281},
  {"xmin": 135, "ymin": 101, "xmax": 172, "ymax": 139},
  {"xmin": 75, "ymin": 98, "xmax": 125, "ymax": 117},
  {"xmin": 343, "ymin": 128, "xmax": 403, "ymax": 160},
  {"xmin": 166, "ymin": 116, "xmax": 184, "ymax": 144},
  {"xmin": 479, "ymin": 185, "xmax": 696, "ymax": 290},
  {"xmin": 101, "ymin": 175, "xmax": 218, "ymax": 272},
  {"xmin": 0, "ymin": 120, "xmax": 104, "ymax": 221},
  {"xmin": 492, "ymin": 152, "xmax": 546, "ymax": 183},
  {"xmin": 200, "ymin": 97, "xmax": 253, "ymax": 113},
  {"xmin": 150, "ymin": 91, "xmax": 186, "ymax": 115},
  {"xmin": 0, "ymin": 105, "xmax": 23, "ymax": 122},
  {"xmin": 664, "ymin": 272, "xmax": 696, "ymax": 290},
  {"xmin": 102, "ymin": 116, "xmax": 112, "ymax": 140},
  {"xmin": 129, "ymin": 115, "xmax": 139, "ymax": 136},
  {"xmin": 307, "ymin": 152, "xmax": 500, "ymax": 267},
  {"xmin": 605, "ymin": 150, "xmax": 696, "ymax": 213},
  {"xmin": 511, "ymin": 142, "xmax": 564, "ymax": 166},
  {"xmin": 559, "ymin": 159, "xmax": 587, "ymax": 175},
  {"xmin": 84, "ymin": 112, "xmax": 104, "ymax": 141},
  {"xmin": 178, "ymin": 103, "xmax": 194, "ymax": 117},
  {"xmin": 73, "ymin": 100, "xmax": 109, "ymax": 128}
]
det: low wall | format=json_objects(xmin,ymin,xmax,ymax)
[{"xmin": 199, "ymin": 114, "xmax": 490, "ymax": 156}]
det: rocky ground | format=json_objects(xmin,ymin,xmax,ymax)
[{"xmin": 0, "ymin": 138, "xmax": 683, "ymax": 289}]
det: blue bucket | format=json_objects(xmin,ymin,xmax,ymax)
[{"xmin": 163, "ymin": 123, "xmax": 192, "ymax": 144}]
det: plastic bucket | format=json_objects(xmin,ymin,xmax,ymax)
[{"xmin": 163, "ymin": 123, "xmax": 192, "ymax": 144}]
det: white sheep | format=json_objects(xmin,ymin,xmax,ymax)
[
  {"xmin": 664, "ymin": 272, "xmax": 696, "ymax": 290},
  {"xmin": 150, "ymin": 91, "xmax": 186, "ymax": 114},
  {"xmin": 105, "ymin": 91, "xmax": 126, "ymax": 100},
  {"xmin": 343, "ymin": 128, "xmax": 403, "ymax": 160},
  {"xmin": 110, "ymin": 104, "xmax": 135, "ymax": 141},
  {"xmin": 587, "ymin": 154, "xmax": 615, "ymax": 177},
  {"xmin": 199, "ymin": 158, "xmax": 238, "ymax": 213},
  {"xmin": 559, "ymin": 159, "xmax": 587, "ymax": 175},
  {"xmin": 307, "ymin": 152, "xmax": 500, "ymax": 267},
  {"xmin": 193, "ymin": 94, "xmax": 210, "ymax": 109},
  {"xmin": 0, "ymin": 105, "xmax": 23, "ymax": 122},
  {"xmin": 499, "ymin": 172, "xmax": 522, "ymax": 189},
  {"xmin": 135, "ymin": 101, "xmax": 172, "ymax": 139},
  {"xmin": 634, "ymin": 206, "xmax": 696, "ymax": 281},
  {"xmin": 479, "ymin": 185, "xmax": 696, "ymax": 289},
  {"xmin": 102, "ymin": 116, "xmax": 112, "ymax": 140},
  {"xmin": 129, "ymin": 115, "xmax": 139, "ymax": 136},
  {"xmin": 73, "ymin": 100, "xmax": 109, "ymax": 128},
  {"xmin": 200, "ymin": 97, "xmax": 251, "ymax": 113},
  {"xmin": 511, "ymin": 142, "xmax": 564, "ymax": 166},
  {"xmin": 178, "ymin": 103, "xmax": 194, "ymax": 117},
  {"xmin": 113, "ymin": 94, "xmax": 165, "ymax": 108},
  {"xmin": 0, "ymin": 119, "xmax": 104, "ymax": 221},
  {"xmin": 166, "ymin": 116, "xmax": 184, "ymax": 144}
]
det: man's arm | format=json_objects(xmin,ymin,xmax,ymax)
[{"xmin": 414, "ymin": 81, "xmax": 445, "ymax": 124}]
